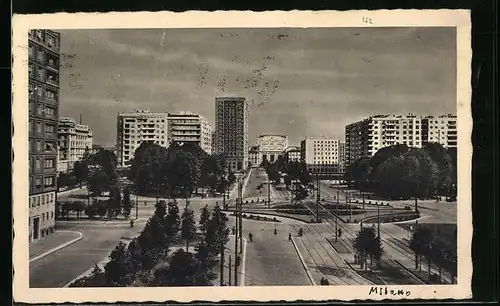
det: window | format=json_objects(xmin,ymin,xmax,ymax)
[
  {"xmin": 35, "ymin": 30, "xmax": 43, "ymax": 41},
  {"xmin": 36, "ymin": 68, "xmax": 45, "ymax": 82},
  {"xmin": 44, "ymin": 106, "xmax": 55, "ymax": 117},
  {"xmin": 44, "ymin": 158, "xmax": 55, "ymax": 169},
  {"xmin": 35, "ymin": 158, "xmax": 42, "ymax": 170},
  {"xmin": 36, "ymin": 196, "xmax": 41, "ymax": 206},
  {"xmin": 29, "ymin": 44, "xmax": 35, "ymax": 58},
  {"xmin": 46, "ymin": 35, "xmax": 55, "ymax": 48},
  {"xmin": 36, "ymin": 85, "xmax": 43, "ymax": 99},
  {"xmin": 45, "ymin": 124, "xmax": 55, "ymax": 134},
  {"xmin": 36, "ymin": 49, "xmax": 45, "ymax": 64},
  {"xmin": 46, "ymin": 88, "xmax": 56, "ymax": 100},
  {"xmin": 29, "ymin": 64, "xmax": 34, "ymax": 79},
  {"xmin": 36, "ymin": 104, "xmax": 43, "ymax": 116},
  {"xmin": 35, "ymin": 177, "xmax": 42, "ymax": 189},
  {"xmin": 44, "ymin": 176, "xmax": 55, "ymax": 187},
  {"xmin": 36, "ymin": 140, "xmax": 42, "ymax": 152}
]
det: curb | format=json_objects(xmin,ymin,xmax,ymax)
[
  {"xmin": 29, "ymin": 230, "xmax": 83, "ymax": 262},
  {"xmin": 63, "ymin": 234, "xmax": 139, "ymax": 287},
  {"xmin": 290, "ymin": 237, "xmax": 316, "ymax": 286}
]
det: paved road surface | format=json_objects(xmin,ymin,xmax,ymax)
[{"xmin": 226, "ymin": 216, "xmax": 311, "ymax": 286}]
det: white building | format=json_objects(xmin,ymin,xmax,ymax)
[
  {"xmin": 345, "ymin": 114, "xmax": 457, "ymax": 167},
  {"xmin": 283, "ymin": 145, "xmax": 301, "ymax": 163},
  {"xmin": 215, "ymin": 97, "xmax": 249, "ymax": 172},
  {"xmin": 300, "ymin": 138, "xmax": 344, "ymax": 174},
  {"xmin": 421, "ymin": 114, "xmax": 457, "ymax": 148},
  {"xmin": 167, "ymin": 111, "xmax": 214, "ymax": 154},
  {"xmin": 57, "ymin": 117, "xmax": 93, "ymax": 172},
  {"xmin": 116, "ymin": 109, "xmax": 169, "ymax": 167},
  {"xmin": 257, "ymin": 134, "xmax": 288, "ymax": 164}
]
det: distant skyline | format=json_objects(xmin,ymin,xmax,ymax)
[{"xmin": 56, "ymin": 27, "xmax": 457, "ymax": 147}]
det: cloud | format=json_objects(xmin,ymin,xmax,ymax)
[{"xmin": 58, "ymin": 27, "xmax": 456, "ymax": 147}]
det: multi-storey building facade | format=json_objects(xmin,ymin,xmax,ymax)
[
  {"xmin": 339, "ymin": 141, "xmax": 346, "ymax": 173},
  {"xmin": 421, "ymin": 114, "xmax": 457, "ymax": 148},
  {"xmin": 248, "ymin": 146, "xmax": 260, "ymax": 168},
  {"xmin": 345, "ymin": 114, "xmax": 458, "ymax": 167},
  {"xmin": 300, "ymin": 138, "xmax": 343, "ymax": 174},
  {"xmin": 116, "ymin": 109, "xmax": 169, "ymax": 167},
  {"xmin": 257, "ymin": 134, "xmax": 288, "ymax": 164},
  {"xmin": 167, "ymin": 111, "xmax": 214, "ymax": 154},
  {"xmin": 57, "ymin": 117, "xmax": 93, "ymax": 172},
  {"xmin": 215, "ymin": 97, "xmax": 249, "ymax": 172},
  {"xmin": 28, "ymin": 29, "xmax": 60, "ymax": 242}
]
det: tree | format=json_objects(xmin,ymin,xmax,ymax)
[
  {"xmin": 73, "ymin": 201, "xmax": 86, "ymax": 219},
  {"xmin": 405, "ymin": 149, "xmax": 439, "ymax": 211},
  {"xmin": 423, "ymin": 142, "xmax": 454, "ymax": 196},
  {"xmin": 73, "ymin": 160, "xmax": 89, "ymax": 188},
  {"xmin": 154, "ymin": 249, "xmax": 196, "ymax": 286},
  {"xmin": 69, "ymin": 265, "xmax": 107, "ymax": 287},
  {"xmin": 87, "ymin": 169, "xmax": 109, "ymax": 197},
  {"xmin": 205, "ymin": 204, "xmax": 230, "ymax": 257},
  {"xmin": 353, "ymin": 227, "xmax": 379, "ymax": 270},
  {"xmin": 227, "ymin": 172, "xmax": 236, "ymax": 186},
  {"xmin": 410, "ymin": 227, "xmax": 433, "ymax": 273},
  {"xmin": 199, "ymin": 205, "xmax": 211, "ymax": 235},
  {"xmin": 283, "ymin": 174, "xmax": 292, "ymax": 188},
  {"xmin": 108, "ymin": 186, "xmax": 122, "ymax": 219},
  {"xmin": 193, "ymin": 241, "xmax": 217, "ymax": 285},
  {"xmin": 164, "ymin": 201, "xmax": 181, "ymax": 242},
  {"xmin": 104, "ymin": 242, "xmax": 133, "ymax": 286},
  {"xmin": 181, "ymin": 208, "xmax": 197, "ymax": 251},
  {"xmin": 122, "ymin": 186, "xmax": 132, "ymax": 219}
]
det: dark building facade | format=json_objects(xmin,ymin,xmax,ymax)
[
  {"xmin": 215, "ymin": 97, "xmax": 249, "ymax": 172},
  {"xmin": 28, "ymin": 29, "xmax": 60, "ymax": 242}
]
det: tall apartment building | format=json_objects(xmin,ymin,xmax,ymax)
[
  {"xmin": 28, "ymin": 29, "xmax": 60, "ymax": 242},
  {"xmin": 345, "ymin": 114, "xmax": 458, "ymax": 167},
  {"xmin": 215, "ymin": 97, "xmax": 249, "ymax": 172},
  {"xmin": 116, "ymin": 109, "xmax": 169, "ymax": 167},
  {"xmin": 421, "ymin": 114, "xmax": 457, "ymax": 148},
  {"xmin": 339, "ymin": 141, "xmax": 346, "ymax": 173},
  {"xmin": 257, "ymin": 134, "xmax": 288, "ymax": 164},
  {"xmin": 167, "ymin": 111, "xmax": 214, "ymax": 154},
  {"xmin": 57, "ymin": 117, "xmax": 93, "ymax": 172},
  {"xmin": 300, "ymin": 138, "xmax": 344, "ymax": 174}
]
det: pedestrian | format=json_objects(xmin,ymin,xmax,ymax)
[
  {"xmin": 232, "ymin": 226, "xmax": 235, "ymax": 235},
  {"xmin": 274, "ymin": 228, "xmax": 277, "ymax": 235},
  {"xmin": 288, "ymin": 233, "xmax": 292, "ymax": 241}
]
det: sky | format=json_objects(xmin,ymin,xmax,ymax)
[{"xmin": 56, "ymin": 27, "xmax": 457, "ymax": 148}]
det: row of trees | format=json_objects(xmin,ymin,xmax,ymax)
[
  {"xmin": 71, "ymin": 201, "xmax": 230, "ymax": 287},
  {"xmin": 129, "ymin": 142, "xmax": 234, "ymax": 206},
  {"xmin": 344, "ymin": 143, "xmax": 457, "ymax": 209},
  {"xmin": 409, "ymin": 226, "xmax": 457, "ymax": 283}
]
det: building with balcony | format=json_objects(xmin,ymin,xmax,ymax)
[
  {"xmin": 57, "ymin": 117, "xmax": 93, "ymax": 172},
  {"xmin": 345, "ymin": 114, "xmax": 458, "ymax": 167},
  {"xmin": 257, "ymin": 134, "xmax": 288, "ymax": 164},
  {"xmin": 28, "ymin": 29, "xmax": 60, "ymax": 242},
  {"xmin": 300, "ymin": 138, "xmax": 344, "ymax": 175},
  {"xmin": 421, "ymin": 114, "xmax": 457, "ymax": 148},
  {"xmin": 167, "ymin": 111, "xmax": 214, "ymax": 154},
  {"xmin": 116, "ymin": 109, "xmax": 169, "ymax": 167},
  {"xmin": 215, "ymin": 97, "xmax": 249, "ymax": 172}
]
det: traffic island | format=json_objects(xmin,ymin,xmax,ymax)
[{"xmin": 29, "ymin": 230, "xmax": 83, "ymax": 261}]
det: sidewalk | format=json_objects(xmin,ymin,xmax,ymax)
[{"xmin": 30, "ymin": 231, "xmax": 82, "ymax": 260}]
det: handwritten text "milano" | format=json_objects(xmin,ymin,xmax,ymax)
[{"xmin": 368, "ymin": 286, "xmax": 411, "ymax": 297}]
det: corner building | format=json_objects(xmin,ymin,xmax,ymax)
[
  {"xmin": 116, "ymin": 109, "xmax": 169, "ymax": 167},
  {"xmin": 28, "ymin": 29, "xmax": 60, "ymax": 242},
  {"xmin": 215, "ymin": 97, "xmax": 249, "ymax": 172},
  {"xmin": 300, "ymin": 138, "xmax": 344, "ymax": 175}
]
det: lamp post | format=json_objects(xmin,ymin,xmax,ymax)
[{"xmin": 335, "ymin": 187, "xmax": 339, "ymax": 242}]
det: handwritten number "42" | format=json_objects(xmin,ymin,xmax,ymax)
[{"xmin": 362, "ymin": 17, "xmax": 373, "ymax": 24}]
